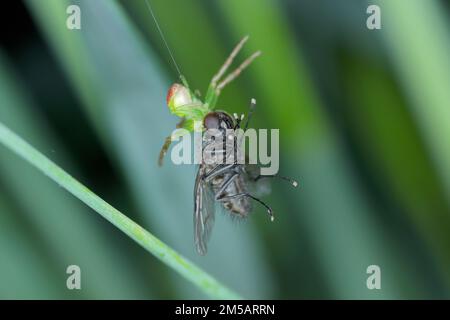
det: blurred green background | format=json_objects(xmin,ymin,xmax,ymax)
[{"xmin": 0, "ymin": 0, "xmax": 449, "ymax": 299}]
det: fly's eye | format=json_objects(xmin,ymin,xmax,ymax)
[
  {"xmin": 204, "ymin": 111, "xmax": 234, "ymax": 129},
  {"xmin": 221, "ymin": 121, "xmax": 228, "ymax": 129},
  {"xmin": 204, "ymin": 112, "xmax": 220, "ymax": 129}
]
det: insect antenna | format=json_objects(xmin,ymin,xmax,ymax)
[
  {"xmin": 244, "ymin": 98, "xmax": 257, "ymax": 130},
  {"xmin": 233, "ymin": 113, "xmax": 245, "ymax": 129}
]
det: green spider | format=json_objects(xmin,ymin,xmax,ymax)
[{"xmin": 158, "ymin": 36, "xmax": 261, "ymax": 166}]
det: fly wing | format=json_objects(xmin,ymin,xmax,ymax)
[{"xmin": 193, "ymin": 166, "xmax": 216, "ymax": 255}]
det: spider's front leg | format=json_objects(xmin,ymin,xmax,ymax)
[{"xmin": 204, "ymin": 36, "xmax": 261, "ymax": 108}]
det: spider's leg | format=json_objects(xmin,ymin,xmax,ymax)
[
  {"xmin": 205, "ymin": 36, "xmax": 261, "ymax": 107},
  {"xmin": 216, "ymin": 51, "xmax": 261, "ymax": 92},
  {"xmin": 176, "ymin": 117, "xmax": 186, "ymax": 128},
  {"xmin": 211, "ymin": 36, "xmax": 249, "ymax": 88},
  {"xmin": 158, "ymin": 135, "xmax": 172, "ymax": 166},
  {"xmin": 158, "ymin": 118, "xmax": 188, "ymax": 166}
]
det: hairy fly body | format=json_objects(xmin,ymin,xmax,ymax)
[{"xmin": 194, "ymin": 105, "xmax": 297, "ymax": 255}]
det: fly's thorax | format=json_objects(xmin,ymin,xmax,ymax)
[
  {"xmin": 202, "ymin": 111, "xmax": 245, "ymax": 165},
  {"xmin": 202, "ymin": 134, "xmax": 244, "ymax": 166}
]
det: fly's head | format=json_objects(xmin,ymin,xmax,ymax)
[
  {"xmin": 203, "ymin": 111, "xmax": 244, "ymax": 145},
  {"xmin": 203, "ymin": 111, "xmax": 235, "ymax": 132},
  {"xmin": 203, "ymin": 111, "xmax": 239, "ymax": 164}
]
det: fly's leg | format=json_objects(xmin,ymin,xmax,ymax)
[
  {"xmin": 239, "ymin": 97, "xmax": 298, "ymax": 189},
  {"xmin": 203, "ymin": 150, "xmax": 227, "ymax": 157},
  {"xmin": 213, "ymin": 173, "xmax": 239, "ymax": 200},
  {"xmin": 218, "ymin": 192, "xmax": 275, "ymax": 221},
  {"xmin": 202, "ymin": 139, "xmax": 247, "ymax": 181},
  {"xmin": 254, "ymin": 174, "xmax": 299, "ymax": 188},
  {"xmin": 205, "ymin": 36, "xmax": 261, "ymax": 107},
  {"xmin": 205, "ymin": 165, "xmax": 276, "ymax": 221},
  {"xmin": 203, "ymin": 149, "xmax": 226, "ymax": 155},
  {"xmin": 203, "ymin": 149, "xmax": 229, "ymax": 161},
  {"xmin": 203, "ymin": 164, "xmax": 237, "ymax": 182}
]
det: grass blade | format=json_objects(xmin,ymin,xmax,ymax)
[
  {"xmin": 0, "ymin": 52, "xmax": 154, "ymax": 299},
  {"xmin": 0, "ymin": 121, "xmax": 241, "ymax": 300}
]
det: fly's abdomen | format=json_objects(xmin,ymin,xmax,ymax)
[{"xmin": 211, "ymin": 173, "xmax": 252, "ymax": 218}]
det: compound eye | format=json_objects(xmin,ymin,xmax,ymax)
[{"xmin": 203, "ymin": 112, "xmax": 220, "ymax": 129}]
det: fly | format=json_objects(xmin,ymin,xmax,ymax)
[
  {"xmin": 194, "ymin": 106, "xmax": 298, "ymax": 255},
  {"xmin": 156, "ymin": 36, "xmax": 298, "ymax": 255}
]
